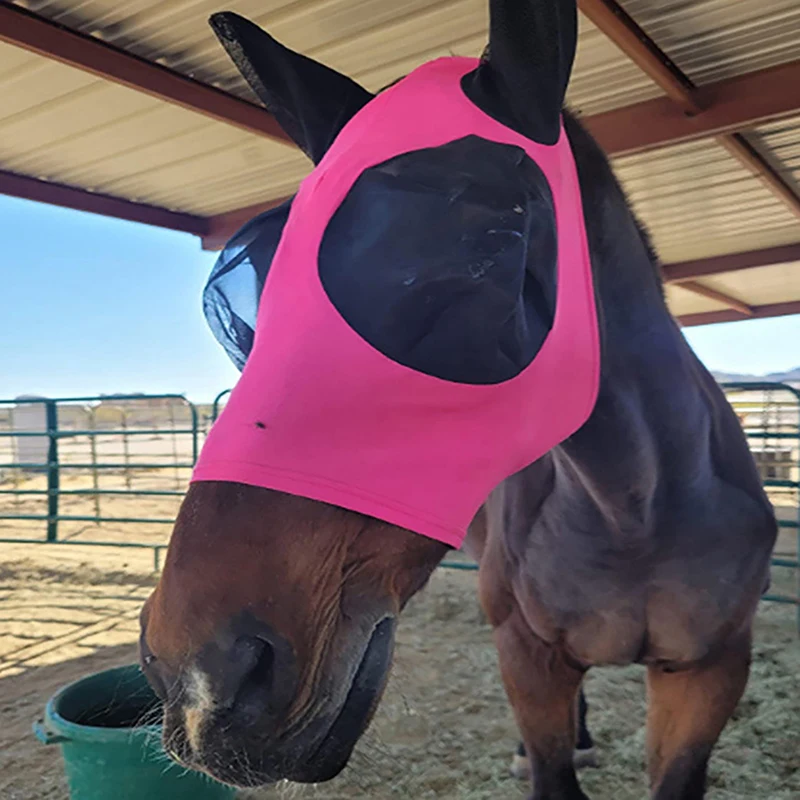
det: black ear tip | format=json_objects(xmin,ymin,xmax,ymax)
[
  {"xmin": 209, "ymin": 11, "xmax": 283, "ymax": 50},
  {"xmin": 208, "ymin": 12, "xmax": 231, "ymax": 35},
  {"xmin": 208, "ymin": 11, "xmax": 248, "ymax": 37}
]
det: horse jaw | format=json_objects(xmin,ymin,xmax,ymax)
[{"xmin": 139, "ymin": 482, "xmax": 447, "ymax": 786}]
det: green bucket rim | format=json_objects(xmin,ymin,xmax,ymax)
[{"xmin": 39, "ymin": 664, "xmax": 162, "ymax": 745}]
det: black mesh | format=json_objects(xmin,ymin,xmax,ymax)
[
  {"xmin": 319, "ymin": 136, "xmax": 557, "ymax": 384},
  {"xmin": 203, "ymin": 197, "xmax": 293, "ymax": 370}
]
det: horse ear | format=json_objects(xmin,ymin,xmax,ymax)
[
  {"xmin": 209, "ymin": 12, "xmax": 374, "ymax": 164},
  {"xmin": 463, "ymin": 0, "xmax": 577, "ymax": 144}
]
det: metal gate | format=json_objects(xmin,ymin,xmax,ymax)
[
  {"xmin": 723, "ymin": 382, "xmax": 800, "ymax": 629},
  {"xmin": 0, "ymin": 394, "xmax": 199, "ymax": 569}
]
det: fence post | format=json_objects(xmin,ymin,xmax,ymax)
[
  {"xmin": 189, "ymin": 401, "xmax": 199, "ymax": 464},
  {"xmin": 45, "ymin": 400, "xmax": 59, "ymax": 542},
  {"xmin": 168, "ymin": 403, "xmax": 180, "ymax": 489},
  {"xmin": 211, "ymin": 389, "xmax": 231, "ymax": 424},
  {"xmin": 87, "ymin": 407, "xmax": 101, "ymax": 520},
  {"xmin": 120, "ymin": 409, "xmax": 132, "ymax": 489},
  {"xmin": 12, "ymin": 462, "xmax": 21, "ymax": 512}
]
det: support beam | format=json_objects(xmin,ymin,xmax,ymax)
[
  {"xmin": 718, "ymin": 134, "xmax": 800, "ymax": 220},
  {"xmin": 679, "ymin": 300, "xmax": 800, "ymax": 327},
  {"xmin": 580, "ymin": 0, "xmax": 800, "ymax": 221},
  {"xmin": 663, "ymin": 243, "xmax": 800, "ymax": 282},
  {"xmin": 202, "ymin": 197, "xmax": 293, "ymax": 250},
  {"xmin": 0, "ymin": 3, "xmax": 291, "ymax": 144},
  {"xmin": 0, "ymin": 169, "xmax": 208, "ymax": 235},
  {"xmin": 578, "ymin": 0, "xmax": 702, "ymax": 114},
  {"xmin": 678, "ymin": 281, "xmax": 754, "ymax": 316},
  {"xmin": 585, "ymin": 60, "xmax": 800, "ymax": 156}
]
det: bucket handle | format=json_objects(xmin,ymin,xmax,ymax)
[{"xmin": 33, "ymin": 718, "xmax": 68, "ymax": 745}]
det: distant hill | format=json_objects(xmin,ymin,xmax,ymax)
[{"xmin": 712, "ymin": 367, "xmax": 800, "ymax": 385}]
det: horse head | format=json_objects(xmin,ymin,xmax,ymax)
[{"xmin": 140, "ymin": 0, "xmax": 585, "ymax": 786}]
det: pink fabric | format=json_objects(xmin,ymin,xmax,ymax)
[{"xmin": 192, "ymin": 57, "xmax": 600, "ymax": 548}]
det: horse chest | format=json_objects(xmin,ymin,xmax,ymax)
[{"xmin": 486, "ymin": 477, "xmax": 774, "ymax": 668}]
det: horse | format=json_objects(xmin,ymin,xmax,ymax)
[{"xmin": 139, "ymin": 2, "xmax": 777, "ymax": 798}]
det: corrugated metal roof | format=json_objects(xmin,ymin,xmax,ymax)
[
  {"xmin": 612, "ymin": 138, "xmax": 800, "ymax": 264},
  {"xmin": 665, "ymin": 284, "xmax": 730, "ymax": 316},
  {"xmin": 700, "ymin": 262, "xmax": 800, "ymax": 307},
  {"xmin": 664, "ymin": 258, "xmax": 800, "ymax": 320},
  {"xmin": 1, "ymin": 0, "xmax": 799, "ymax": 323},
  {"xmin": 754, "ymin": 113, "xmax": 800, "ymax": 196},
  {"xmin": 17, "ymin": 0, "xmax": 661, "ymax": 113},
  {"xmin": 0, "ymin": 0, "xmax": 666, "ymax": 216},
  {"xmin": 0, "ymin": 37, "xmax": 305, "ymax": 215},
  {"xmin": 620, "ymin": 0, "xmax": 800, "ymax": 85}
]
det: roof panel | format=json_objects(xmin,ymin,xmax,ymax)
[
  {"xmin": 700, "ymin": 262, "xmax": 800, "ymax": 307},
  {"xmin": 0, "ymin": 43, "xmax": 301, "ymax": 213},
  {"xmin": 620, "ymin": 0, "xmax": 800, "ymax": 84},
  {"xmin": 12, "ymin": 0, "xmax": 666, "ymax": 112},
  {"xmin": 0, "ymin": 42, "xmax": 97, "ymax": 118},
  {"xmin": 0, "ymin": 0, "xmax": 666, "ymax": 217},
  {"xmin": 0, "ymin": 37, "xmax": 41, "ymax": 78},
  {"xmin": 612, "ymin": 138, "xmax": 800, "ymax": 263},
  {"xmin": 99, "ymin": 143, "xmax": 308, "ymax": 214},
  {"xmin": 0, "ymin": 78, "xmax": 160, "ymax": 168},
  {"xmin": 568, "ymin": 15, "xmax": 662, "ymax": 115},
  {"xmin": 754, "ymin": 113, "xmax": 800, "ymax": 194},
  {"xmin": 665, "ymin": 284, "xmax": 729, "ymax": 316}
]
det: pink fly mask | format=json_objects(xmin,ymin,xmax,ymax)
[{"xmin": 194, "ymin": 11, "xmax": 600, "ymax": 548}]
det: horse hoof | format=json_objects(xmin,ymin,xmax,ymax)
[
  {"xmin": 573, "ymin": 747, "xmax": 598, "ymax": 769},
  {"xmin": 510, "ymin": 752, "xmax": 530, "ymax": 780},
  {"xmin": 510, "ymin": 747, "xmax": 599, "ymax": 780}
]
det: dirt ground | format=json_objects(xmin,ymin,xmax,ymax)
[{"xmin": 1, "ymin": 537, "xmax": 798, "ymax": 800}]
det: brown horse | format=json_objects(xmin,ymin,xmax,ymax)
[{"xmin": 139, "ymin": 2, "xmax": 777, "ymax": 798}]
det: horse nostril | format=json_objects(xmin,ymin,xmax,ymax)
[
  {"xmin": 204, "ymin": 625, "xmax": 296, "ymax": 720},
  {"xmin": 229, "ymin": 635, "xmax": 278, "ymax": 717},
  {"xmin": 243, "ymin": 636, "xmax": 276, "ymax": 691}
]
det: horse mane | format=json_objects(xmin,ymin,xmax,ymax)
[{"xmin": 562, "ymin": 110, "xmax": 665, "ymax": 293}]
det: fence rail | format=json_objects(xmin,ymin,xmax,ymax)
[
  {"xmin": 0, "ymin": 394, "xmax": 199, "ymax": 569},
  {"xmin": 721, "ymin": 383, "xmax": 800, "ymax": 629}
]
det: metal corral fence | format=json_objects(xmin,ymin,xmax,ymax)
[
  {"xmin": 723, "ymin": 382, "xmax": 800, "ymax": 628},
  {"xmin": 0, "ymin": 394, "xmax": 205, "ymax": 570},
  {"xmin": 2, "ymin": 385, "xmax": 799, "ymax": 626}
]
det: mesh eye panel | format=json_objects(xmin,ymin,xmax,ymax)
[
  {"xmin": 318, "ymin": 136, "xmax": 557, "ymax": 384},
  {"xmin": 203, "ymin": 197, "xmax": 293, "ymax": 370}
]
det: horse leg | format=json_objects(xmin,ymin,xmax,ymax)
[
  {"xmin": 495, "ymin": 608, "xmax": 589, "ymax": 800},
  {"xmin": 646, "ymin": 633, "xmax": 751, "ymax": 800},
  {"xmin": 574, "ymin": 689, "xmax": 598, "ymax": 767},
  {"xmin": 511, "ymin": 687, "xmax": 597, "ymax": 779}
]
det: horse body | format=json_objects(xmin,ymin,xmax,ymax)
[
  {"xmin": 466, "ymin": 114, "xmax": 776, "ymax": 798},
  {"xmin": 476, "ymin": 115, "xmax": 775, "ymax": 670},
  {"xmin": 140, "ymin": 4, "xmax": 777, "ymax": 799}
]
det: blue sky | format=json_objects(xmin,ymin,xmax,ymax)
[{"xmin": 0, "ymin": 194, "xmax": 797, "ymax": 402}]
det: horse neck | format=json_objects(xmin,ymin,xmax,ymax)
[{"xmin": 561, "ymin": 115, "xmax": 718, "ymax": 495}]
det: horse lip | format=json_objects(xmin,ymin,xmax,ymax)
[
  {"xmin": 192, "ymin": 760, "xmax": 279, "ymax": 789},
  {"xmin": 287, "ymin": 615, "xmax": 397, "ymax": 782}
]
